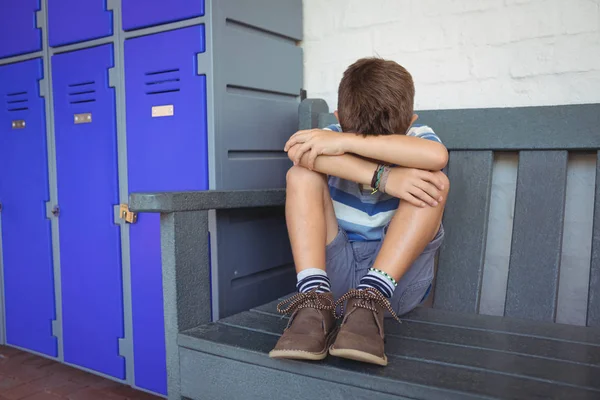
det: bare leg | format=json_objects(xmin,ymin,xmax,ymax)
[
  {"xmin": 371, "ymin": 171, "xmax": 450, "ymax": 282},
  {"xmin": 285, "ymin": 166, "xmax": 339, "ymax": 273}
]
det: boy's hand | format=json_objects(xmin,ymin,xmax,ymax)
[
  {"xmin": 385, "ymin": 167, "xmax": 446, "ymax": 207},
  {"xmin": 284, "ymin": 129, "xmax": 349, "ymax": 169}
]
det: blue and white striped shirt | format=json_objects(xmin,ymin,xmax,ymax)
[{"xmin": 324, "ymin": 124, "xmax": 443, "ymax": 242}]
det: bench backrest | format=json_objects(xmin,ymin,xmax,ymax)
[{"xmin": 299, "ymin": 99, "xmax": 600, "ymax": 327}]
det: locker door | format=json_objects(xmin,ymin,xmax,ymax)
[
  {"xmin": 125, "ymin": 25, "xmax": 208, "ymax": 395},
  {"xmin": 122, "ymin": 0, "xmax": 204, "ymax": 31},
  {"xmin": 52, "ymin": 44, "xmax": 124, "ymax": 378},
  {"xmin": 0, "ymin": 0, "xmax": 42, "ymax": 58},
  {"xmin": 0, "ymin": 59, "xmax": 57, "ymax": 356},
  {"xmin": 47, "ymin": 0, "xmax": 113, "ymax": 47}
]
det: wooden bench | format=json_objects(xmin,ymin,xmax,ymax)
[{"xmin": 130, "ymin": 99, "xmax": 600, "ymax": 400}]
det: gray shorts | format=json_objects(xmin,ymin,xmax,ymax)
[{"xmin": 326, "ymin": 224, "xmax": 445, "ymax": 316}]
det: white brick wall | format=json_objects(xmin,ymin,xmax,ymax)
[
  {"xmin": 302, "ymin": 0, "xmax": 600, "ymax": 110},
  {"xmin": 301, "ymin": 0, "xmax": 600, "ymax": 324}
]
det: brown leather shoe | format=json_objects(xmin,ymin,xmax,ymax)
[
  {"xmin": 269, "ymin": 290, "xmax": 337, "ymax": 361},
  {"xmin": 329, "ymin": 288, "xmax": 401, "ymax": 366}
]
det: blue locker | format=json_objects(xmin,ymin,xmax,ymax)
[
  {"xmin": 47, "ymin": 0, "xmax": 113, "ymax": 47},
  {"xmin": 122, "ymin": 0, "xmax": 204, "ymax": 31},
  {"xmin": 125, "ymin": 26, "xmax": 208, "ymax": 395},
  {"xmin": 0, "ymin": 59, "xmax": 57, "ymax": 356},
  {"xmin": 0, "ymin": 0, "xmax": 42, "ymax": 58},
  {"xmin": 52, "ymin": 44, "xmax": 124, "ymax": 378}
]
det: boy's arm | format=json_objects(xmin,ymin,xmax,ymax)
[
  {"xmin": 288, "ymin": 145, "xmax": 374, "ymax": 186},
  {"xmin": 285, "ymin": 128, "xmax": 448, "ymax": 171},
  {"xmin": 288, "ymin": 145, "xmax": 446, "ymax": 207}
]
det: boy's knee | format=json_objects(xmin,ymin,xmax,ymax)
[
  {"xmin": 434, "ymin": 171, "xmax": 450, "ymax": 197},
  {"xmin": 286, "ymin": 165, "xmax": 326, "ymax": 189}
]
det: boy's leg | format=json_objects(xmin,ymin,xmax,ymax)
[
  {"xmin": 285, "ymin": 165, "xmax": 339, "ymax": 274},
  {"xmin": 269, "ymin": 166, "xmax": 340, "ymax": 361},
  {"xmin": 370, "ymin": 170, "xmax": 449, "ymax": 282},
  {"xmin": 330, "ymin": 171, "xmax": 449, "ymax": 366}
]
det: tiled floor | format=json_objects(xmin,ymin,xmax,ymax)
[{"xmin": 0, "ymin": 346, "xmax": 161, "ymax": 400}]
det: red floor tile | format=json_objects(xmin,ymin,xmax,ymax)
[{"xmin": 0, "ymin": 347, "xmax": 161, "ymax": 400}]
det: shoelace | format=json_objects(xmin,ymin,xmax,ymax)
[
  {"xmin": 276, "ymin": 289, "xmax": 335, "ymax": 315},
  {"xmin": 334, "ymin": 288, "xmax": 401, "ymax": 323}
]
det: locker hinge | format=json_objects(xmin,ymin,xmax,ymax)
[
  {"xmin": 39, "ymin": 80, "xmax": 48, "ymax": 98},
  {"xmin": 196, "ymin": 53, "xmax": 210, "ymax": 76},
  {"xmin": 108, "ymin": 67, "xmax": 117, "ymax": 88},
  {"xmin": 106, "ymin": 0, "xmax": 118, "ymax": 11},
  {"xmin": 118, "ymin": 338, "xmax": 130, "ymax": 358},
  {"xmin": 300, "ymin": 89, "xmax": 307, "ymax": 101},
  {"xmin": 118, "ymin": 204, "xmax": 138, "ymax": 224},
  {"xmin": 46, "ymin": 203, "xmax": 59, "ymax": 219},
  {"xmin": 51, "ymin": 320, "xmax": 61, "ymax": 338},
  {"xmin": 35, "ymin": 10, "xmax": 45, "ymax": 30}
]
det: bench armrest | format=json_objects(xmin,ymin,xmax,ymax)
[
  {"xmin": 129, "ymin": 189, "xmax": 286, "ymax": 213},
  {"xmin": 128, "ymin": 188, "xmax": 286, "ymax": 398}
]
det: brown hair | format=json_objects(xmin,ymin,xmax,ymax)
[{"xmin": 337, "ymin": 57, "xmax": 415, "ymax": 136}]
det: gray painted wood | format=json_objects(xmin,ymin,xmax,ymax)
[
  {"xmin": 180, "ymin": 350, "xmax": 411, "ymax": 400},
  {"xmin": 160, "ymin": 211, "xmax": 212, "ymax": 400},
  {"xmin": 434, "ymin": 151, "xmax": 493, "ymax": 313},
  {"xmin": 298, "ymin": 97, "xmax": 329, "ymax": 130},
  {"xmin": 178, "ymin": 317, "xmax": 600, "ymax": 399},
  {"xmin": 253, "ymin": 298, "xmax": 600, "ymax": 359},
  {"xmin": 129, "ymin": 189, "xmax": 285, "ymax": 213},
  {"xmin": 416, "ymin": 104, "xmax": 600, "ymax": 150},
  {"xmin": 588, "ymin": 151, "xmax": 600, "ymax": 327},
  {"xmin": 505, "ymin": 151, "xmax": 568, "ymax": 322},
  {"xmin": 300, "ymin": 99, "xmax": 600, "ymax": 150},
  {"xmin": 221, "ymin": 311, "xmax": 600, "ymax": 389}
]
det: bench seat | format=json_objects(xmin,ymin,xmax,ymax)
[{"xmin": 178, "ymin": 297, "xmax": 600, "ymax": 400}]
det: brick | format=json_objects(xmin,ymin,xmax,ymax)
[
  {"xmin": 509, "ymin": 38, "xmax": 556, "ymax": 78},
  {"xmin": 553, "ymin": 33, "xmax": 600, "ymax": 74},
  {"xmin": 302, "ymin": 31, "xmax": 373, "ymax": 65},
  {"xmin": 469, "ymin": 46, "xmax": 511, "ymax": 79},
  {"xmin": 302, "ymin": 0, "xmax": 341, "ymax": 41},
  {"xmin": 415, "ymin": 0, "xmax": 503, "ymax": 17},
  {"xmin": 559, "ymin": 0, "xmax": 600, "ymax": 34},
  {"xmin": 508, "ymin": 0, "xmax": 561, "ymax": 41},
  {"xmin": 458, "ymin": 9, "xmax": 511, "ymax": 45},
  {"xmin": 404, "ymin": 49, "xmax": 471, "ymax": 84},
  {"xmin": 373, "ymin": 17, "xmax": 459, "ymax": 54},
  {"xmin": 342, "ymin": 0, "xmax": 409, "ymax": 28}
]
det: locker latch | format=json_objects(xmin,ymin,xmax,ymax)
[{"xmin": 119, "ymin": 204, "xmax": 138, "ymax": 224}]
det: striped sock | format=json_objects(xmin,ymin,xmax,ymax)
[
  {"xmin": 357, "ymin": 268, "xmax": 396, "ymax": 298},
  {"xmin": 296, "ymin": 268, "xmax": 331, "ymax": 294}
]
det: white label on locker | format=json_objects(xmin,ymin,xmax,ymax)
[
  {"xmin": 152, "ymin": 105, "xmax": 174, "ymax": 118},
  {"xmin": 12, "ymin": 120, "xmax": 26, "ymax": 129},
  {"xmin": 74, "ymin": 113, "xmax": 92, "ymax": 124}
]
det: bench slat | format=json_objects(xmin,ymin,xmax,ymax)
[
  {"xmin": 180, "ymin": 318, "xmax": 600, "ymax": 400},
  {"xmin": 588, "ymin": 151, "xmax": 600, "ymax": 327},
  {"xmin": 506, "ymin": 151, "xmax": 568, "ymax": 322},
  {"xmin": 251, "ymin": 302, "xmax": 600, "ymax": 365},
  {"xmin": 417, "ymin": 103, "xmax": 600, "ymax": 150},
  {"xmin": 434, "ymin": 151, "xmax": 493, "ymax": 313},
  {"xmin": 220, "ymin": 311, "xmax": 600, "ymax": 390}
]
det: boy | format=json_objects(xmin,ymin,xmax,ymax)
[{"xmin": 269, "ymin": 58, "xmax": 449, "ymax": 366}]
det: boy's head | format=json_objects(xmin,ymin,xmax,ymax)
[{"xmin": 336, "ymin": 57, "xmax": 415, "ymax": 136}]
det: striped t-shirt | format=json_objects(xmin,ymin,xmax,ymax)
[{"xmin": 324, "ymin": 123, "xmax": 443, "ymax": 242}]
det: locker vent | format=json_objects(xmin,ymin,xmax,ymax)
[
  {"xmin": 6, "ymin": 91, "xmax": 29, "ymax": 112},
  {"xmin": 145, "ymin": 68, "xmax": 181, "ymax": 95},
  {"xmin": 68, "ymin": 81, "xmax": 96, "ymax": 104}
]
